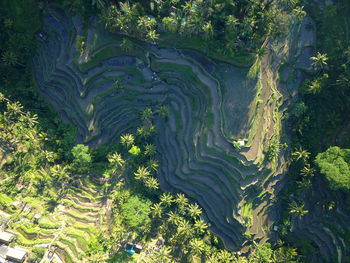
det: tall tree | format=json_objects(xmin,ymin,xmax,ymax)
[
  {"xmin": 292, "ymin": 6, "xmax": 306, "ymax": 21},
  {"xmin": 108, "ymin": 152, "xmax": 125, "ymax": 168},
  {"xmin": 151, "ymin": 202, "xmax": 163, "ymax": 218},
  {"xmin": 189, "ymin": 238, "xmax": 205, "ymax": 255},
  {"xmin": 120, "ymin": 133, "xmax": 135, "ymax": 148},
  {"xmin": 289, "ymin": 201, "xmax": 308, "ymax": 219},
  {"xmin": 315, "ymin": 146, "xmax": 350, "ymax": 191},
  {"xmin": 134, "ymin": 166, "xmax": 150, "ymax": 180},
  {"xmin": 292, "ymin": 147, "xmax": 310, "ymax": 163},
  {"xmin": 160, "ymin": 192, "xmax": 174, "ymax": 207},
  {"xmin": 144, "ymin": 143, "xmax": 156, "ymax": 156},
  {"xmin": 145, "ymin": 176, "xmax": 159, "ymax": 190},
  {"xmin": 194, "ymin": 218, "xmax": 208, "ymax": 234},
  {"xmin": 1, "ymin": 51, "xmax": 19, "ymax": 66},
  {"xmin": 153, "ymin": 246, "xmax": 172, "ymax": 263},
  {"xmin": 187, "ymin": 203, "xmax": 202, "ymax": 218},
  {"xmin": 310, "ymin": 52, "xmax": 328, "ymax": 71},
  {"xmin": 175, "ymin": 193, "xmax": 189, "ymax": 210}
]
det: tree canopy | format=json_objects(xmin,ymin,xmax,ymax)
[
  {"xmin": 71, "ymin": 144, "xmax": 92, "ymax": 167},
  {"xmin": 121, "ymin": 195, "xmax": 152, "ymax": 229},
  {"xmin": 315, "ymin": 146, "xmax": 350, "ymax": 191}
]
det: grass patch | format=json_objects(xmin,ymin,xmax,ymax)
[
  {"xmin": 62, "ymin": 199, "xmax": 97, "ymax": 213},
  {"xmin": 38, "ymin": 218, "xmax": 60, "ymax": 229},
  {"xmin": 241, "ymin": 201, "xmax": 253, "ymax": 228},
  {"xmin": 66, "ymin": 232, "xmax": 89, "ymax": 250},
  {"xmin": 76, "ymin": 44, "xmax": 146, "ymax": 73},
  {"xmin": 247, "ymin": 59, "xmax": 261, "ymax": 79},
  {"xmin": 59, "ymin": 237, "xmax": 81, "ymax": 260},
  {"xmin": 159, "ymin": 33, "xmax": 255, "ymax": 66}
]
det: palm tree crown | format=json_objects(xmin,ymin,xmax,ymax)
[
  {"xmin": 310, "ymin": 52, "xmax": 328, "ymax": 71},
  {"xmin": 187, "ymin": 203, "xmax": 202, "ymax": 218},
  {"xmin": 120, "ymin": 133, "xmax": 135, "ymax": 148},
  {"xmin": 108, "ymin": 152, "xmax": 125, "ymax": 168},
  {"xmin": 134, "ymin": 166, "xmax": 150, "ymax": 180}
]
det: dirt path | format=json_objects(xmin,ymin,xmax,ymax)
[{"xmin": 40, "ymin": 217, "xmax": 65, "ymax": 263}]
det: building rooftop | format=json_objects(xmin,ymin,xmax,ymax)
[
  {"xmin": 6, "ymin": 247, "xmax": 26, "ymax": 261},
  {"xmin": 237, "ymin": 140, "xmax": 245, "ymax": 147},
  {"xmin": 0, "ymin": 245, "xmax": 7, "ymax": 258},
  {"xmin": 0, "ymin": 231, "xmax": 14, "ymax": 242}
]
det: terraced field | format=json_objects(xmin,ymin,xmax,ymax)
[
  {"xmin": 2, "ymin": 177, "xmax": 108, "ymax": 262},
  {"xmin": 32, "ymin": 8, "xmax": 311, "ymax": 251}
]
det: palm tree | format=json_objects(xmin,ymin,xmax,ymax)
[
  {"xmin": 189, "ymin": 238, "xmax": 205, "ymax": 255},
  {"xmin": 144, "ymin": 143, "xmax": 156, "ymax": 156},
  {"xmin": 310, "ymin": 52, "xmax": 328, "ymax": 71},
  {"xmin": 175, "ymin": 193, "xmax": 189, "ymax": 210},
  {"xmin": 51, "ymin": 165, "xmax": 70, "ymax": 192},
  {"xmin": 120, "ymin": 133, "xmax": 134, "ymax": 148},
  {"xmin": 108, "ymin": 152, "xmax": 125, "ymax": 168},
  {"xmin": 134, "ymin": 166, "xmax": 150, "ymax": 180},
  {"xmin": 151, "ymin": 202, "xmax": 163, "ymax": 218},
  {"xmin": 292, "ymin": 6, "xmax": 306, "ymax": 21},
  {"xmin": 207, "ymin": 254, "xmax": 220, "ymax": 263},
  {"xmin": 308, "ymin": 79, "xmax": 322, "ymax": 94},
  {"xmin": 141, "ymin": 107, "xmax": 154, "ymax": 121},
  {"xmin": 6, "ymin": 101, "xmax": 23, "ymax": 115},
  {"xmin": 146, "ymin": 29, "xmax": 159, "ymax": 43},
  {"xmin": 162, "ymin": 15, "xmax": 178, "ymax": 33},
  {"xmin": 182, "ymin": 1, "xmax": 194, "ymax": 15},
  {"xmin": 297, "ymin": 178, "xmax": 311, "ymax": 190},
  {"xmin": 202, "ymin": 21, "xmax": 214, "ymax": 40},
  {"xmin": 120, "ymin": 38, "xmax": 133, "ymax": 52},
  {"xmin": 292, "ymin": 147, "xmax": 310, "ymax": 163},
  {"xmin": 226, "ymin": 15, "xmax": 239, "ymax": 32},
  {"xmin": 300, "ymin": 164, "xmax": 315, "ymax": 177},
  {"xmin": 167, "ymin": 211, "xmax": 180, "ymax": 225},
  {"xmin": 119, "ymin": 1, "xmax": 132, "ymax": 20},
  {"xmin": 153, "ymin": 246, "xmax": 172, "ymax": 263},
  {"xmin": 1, "ymin": 51, "xmax": 19, "ymax": 66},
  {"xmin": 159, "ymin": 106, "xmax": 169, "ymax": 119},
  {"xmin": 42, "ymin": 150, "xmax": 55, "ymax": 164},
  {"xmin": 187, "ymin": 203, "xmax": 202, "ymax": 218},
  {"xmin": 145, "ymin": 177, "xmax": 159, "ymax": 190},
  {"xmin": 137, "ymin": 126, "xmax": 152, "ymax": 138},
  {"xmin": 217, "ymin": 250, "xmax": 233, "ymax": 263},
  {"xmin": 137, "ymin": 16, "xmax": 149, "ymax": 35},
  {"xmin": 160, "ymin": 192, "xmax": 174, "ymax": 207},
  {"xmin": 273, "ymin": 246, "xmax": 298, "ymax": 263},
  {"xmin": 148, "ymin": 158, "xmax": 159, "ymax": 172},
  {"xmin": 51, "ymin": 164, "xmax": 70, "ymax": 183},
  {"xmin": 289, "ymin": 201, "xmax": 308, "ymax": 219},
  {"xmin": 4, "ymin": 18, "xmax": 13, "ymax": 29},
  {"xmin": 177, "ymin": 218, "xmax": 192, "ymax": 236},
  {"xmin": 194, "ymin": 218, "xmax": 208, "ymax": 234}
]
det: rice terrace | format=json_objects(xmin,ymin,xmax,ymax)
[{"xmin": 1, "ymin": 0, "xmax": 350, "ymax": 262}]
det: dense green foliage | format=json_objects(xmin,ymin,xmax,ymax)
[
  {"xmin": 0, "ymin": 0, "xmax": 76, "ymax": 160},
  {"xmin": 0, "ymin": 92, "xmax": 302, "ymax": 262},
  {"xmin": 99, "ymin": 0, "xmax": 303, "ymax": 63},
  {"xmin": 315, "ymin": 146, "xmax": 350, "ymax": 191},
  {"xmin": 1, "ymin": 0, "xmax": 350, "ymax": 262},
  {"xmin": 290, "ymin": 0, "xmax": 350, "ymax": 153},
  {"xmin": 122, "ymin": 195, "xmax": 152, "ymax": 229}
]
